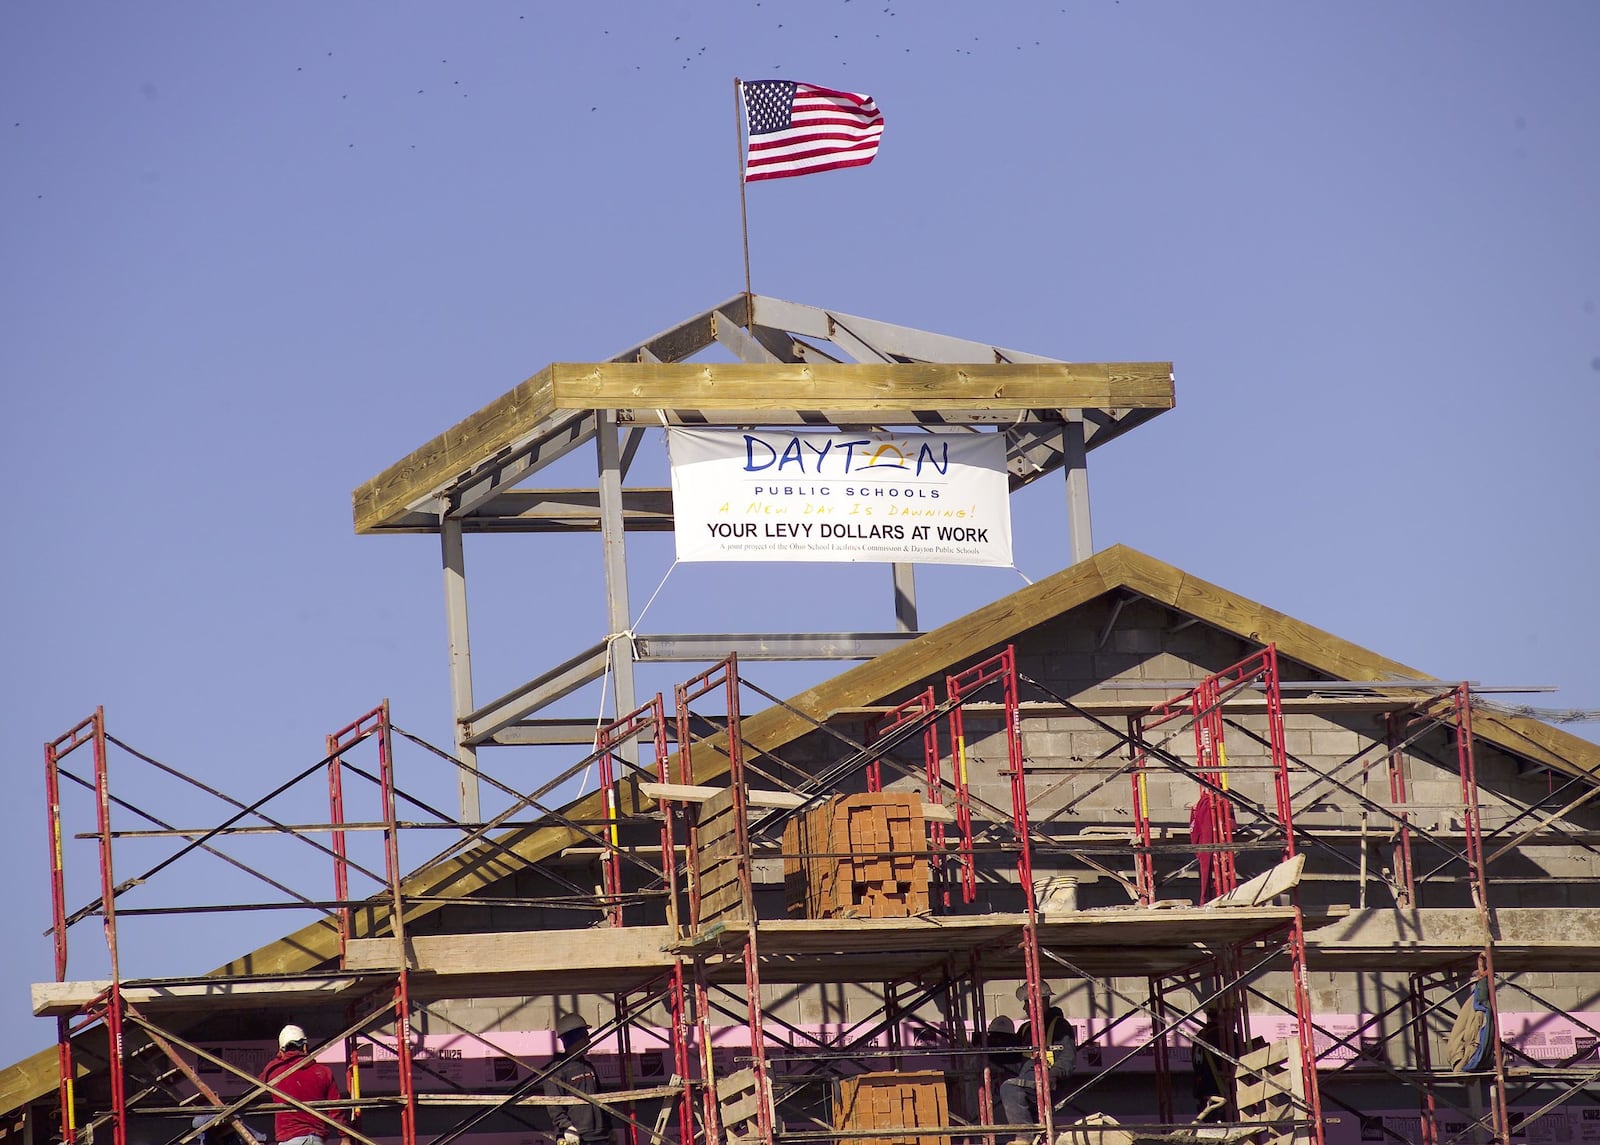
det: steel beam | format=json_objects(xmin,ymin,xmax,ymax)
[
  {"xmin": 1062, "ymin": 416, "xmax": 1093, "ymax": 563},
  {"xmin": 891, "ymin": 564, "xmax": 917, "ymax": 633},
  {"xmin": 608, "ymin": 294, "xmax": 747, "ymax": 365},
  {"xmin": 747, "ymin": 325, "xmax": 813, "ymax": 364},
  {"xmin": 712, "ymin": 309, "xmax": 782, "ymax": 364},
  {"xmin": 821, "ymin": 314, "xmax": 894, "ymax": 364},
  {"xmin": 461, "ymin": 641, "xmax": 611, "ymax": 746},
  {"xmin": 614, "ymin": 408, "xmax": 1054, "ymax": 428},
  {"xmin": 462, "ymin": 489, "xmax": 675, "ymax": 532},
  {"xmin": 440, "ymin": 518, "xmax": 480, "ymax": 823},
  {"xmin": 749, "ymin": 295, "xmax": 1061, "ymax": 365},
  {"xmin": 488, "ymin": 720, "xmax": 681, "ymax": 747},
  {"xmin": 596, "ymin": 410, "xmax": 638, "ymax": 753},
  {"xmin": 633, "ymin": 633, "xmax": 918, "ymax": 661},
  {"xmin": 447, "ymin": 411, "xmax": 598, "ymax": 519}
]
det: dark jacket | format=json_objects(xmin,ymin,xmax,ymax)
[
  {"xmin": 545, "ymin": 1051, "xmax": 609, "ymax": 1144},
  {"xmin": 1017, "ymin": 1010, "xmax": 1076, "ymax": 1089},
  {"xmin": 259, "ymin": 1050, "xmax": 346, "ymax": 1143}
]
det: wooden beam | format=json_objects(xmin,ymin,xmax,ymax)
[
  {"xmin": 31, "ymin": 976, "xmax": 376, "ymax": 1018},
  {"xmin": 354, "ymin": 361, "xmax": 1172, "ymax": 534},
  {"xmin": 1305, "ymin": 907, "xmax": 1600, "ymax": 971},
  {"xmin": 638, "ymin": 782, "xmax": 808, "ymax": 810},
  {"xmin": 638, "ymin": 782, "xmax": 953, "ymax": 820},
  {"xmin": 343, "ymin": 926, "xmax": 676, "ymax": 976},
  {"xmin": 545, "ymin": 361, "xmax": 1173, "ymax": 413},
  {"xmin": 1205, "ymin": 854, "xmax": 1304, "ymax": 908},
  {"xmin": 354, "ymin": 367, "xmax": 557, "ymax": 535}
]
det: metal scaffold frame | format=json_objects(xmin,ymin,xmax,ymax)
[
  {"xmin": 39, "ymin": 700, "xmax": 695, "ymax": 1145},
  {"xmin": 649, "ymin": 647, "xmax": 1332, "ymax": 1145},
  {"xmin": 40, "ymin": 643, "xmax": 1600, "ymax": 1145}
]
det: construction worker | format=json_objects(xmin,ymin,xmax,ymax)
[
  {"xmin": 999, "ymin": 1005, "xmax": 1076, "ymax": 1144},
  {"xmin": 259, "ymin": 1025, "xmax": 350, "ymax": 1145},
  {"xmin": 545, "ymin": 1014, "xmax": 610, "ymax": 1145}
]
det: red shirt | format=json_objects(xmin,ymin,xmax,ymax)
[{"xmin": 260, "ymin": 1050, "xmax": 346, "ymax": 1143}]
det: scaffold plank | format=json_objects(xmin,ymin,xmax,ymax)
[
  {"xmin": 31, "ymin": 975, "xmax": 377, "ymax": 1018},
  {"xmin": 1305, "ymin": 907, "xmax": 1600, "ymax": 971}
]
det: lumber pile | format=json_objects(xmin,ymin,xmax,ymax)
[
  {"xmin": 832, "ymin": 1071, "xmax": 948, "ymax": 1145},
  {"xmin": 782, "ymin": 793, "xmax": 929, "ymax": 918}
]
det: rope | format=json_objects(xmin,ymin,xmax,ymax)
[{"xmin": 581, "ymin": 560, "xmax": 682, "ymax": 793}]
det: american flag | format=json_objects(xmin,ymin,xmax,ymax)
[{"xmin": 741, "ymin": 80, "xmax": 884, "ymax": 182}]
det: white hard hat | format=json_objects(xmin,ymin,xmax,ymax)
[
  {"xmin": 279, "ymin": 1024, "xmax": 308, "ymax": 1049},
  {"xmin": 555, "ymin": 1013, "xmax": 589, "ymax": 1038}
]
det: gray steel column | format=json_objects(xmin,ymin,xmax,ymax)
[
  {"xmin": 891, "ymin": 563, "xmax": 918, "ymax": 632},
  {"xmin": 441, "ymin": 516, "xmax": 481, "ymax": 824},
  {"xmin": 1063, "ymin": 415, "xmax": 1093, "ymax": 564},
  {"xmin": 597, "ymin": 410, "xmax": 639, "ymax": 747}
]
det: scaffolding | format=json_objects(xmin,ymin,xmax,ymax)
[{"xmin": 36, "ymin": 638, "xmax": 1600, "ymax": 1145}]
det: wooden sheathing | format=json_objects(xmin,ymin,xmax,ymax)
[
  {"xmin": 832, "ymin": 1071, "xmax": 949, "ymax": 1145},
  {"xmin": 781, "ymin": 794, "xmax": 930, "ymax": 919}
]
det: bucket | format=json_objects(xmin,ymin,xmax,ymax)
[{"xmin": 1035, "ymin": 875, "xmax": 1079, "ymax": 913}]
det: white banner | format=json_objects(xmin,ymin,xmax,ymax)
[{"xmin": 667, "ymin": 428, "xmax": 1013, "ymax": 566}]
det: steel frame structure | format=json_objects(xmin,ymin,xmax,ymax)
[{"xmin": 381, "ymin": 295, "xmax": 1176, "ymax": 824}]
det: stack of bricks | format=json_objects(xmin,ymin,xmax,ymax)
[
  {"xmin": 832, "ymin": 1071, "xmax": 949, "ymax": 1145},
  {"xmin": 781, "ymin": 793, "xmax": 929, "ymax": 918}
]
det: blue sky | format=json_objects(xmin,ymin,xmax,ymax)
[{"xmin": 3, "ymin": 2, "xmax": 1598, "ymax": 1060}]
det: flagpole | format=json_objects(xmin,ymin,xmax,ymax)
[{"xmin": 734, "ymin": 76, "xmax": 753, "ymax": 313}]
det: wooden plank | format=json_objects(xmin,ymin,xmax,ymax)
[
  {"xmin": 642, "ymin": 781, "xmax": 722, "ymax": 802},
  {"xmin": 715, "ymin": 1068, "xmax": 757, "ymax": 1099},
  {"xmin": 1206, "ymin": 854, "xmax": 1304, "ymax": 909},
  {"xmin": 719, "ymin": 1093, "xmax": 763, "ymax": 1127},
  {"xmin": 545, "ymin": 361, "xmax": 1175, "ymax": 413},
  {"xmin": 32, "ymin": 976, "xmax": 375, "ymax": 1017},
  {"xmin": 413, "ymin": 1084, "xmax": 682, "ymax": 1107},
  {"xmin": 342, "ymin": 927, "xmax": 675, "ymax": 976},
  {"xmin": 639, "ymin": 782, "xmax": 808, "ymax": 810}
]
